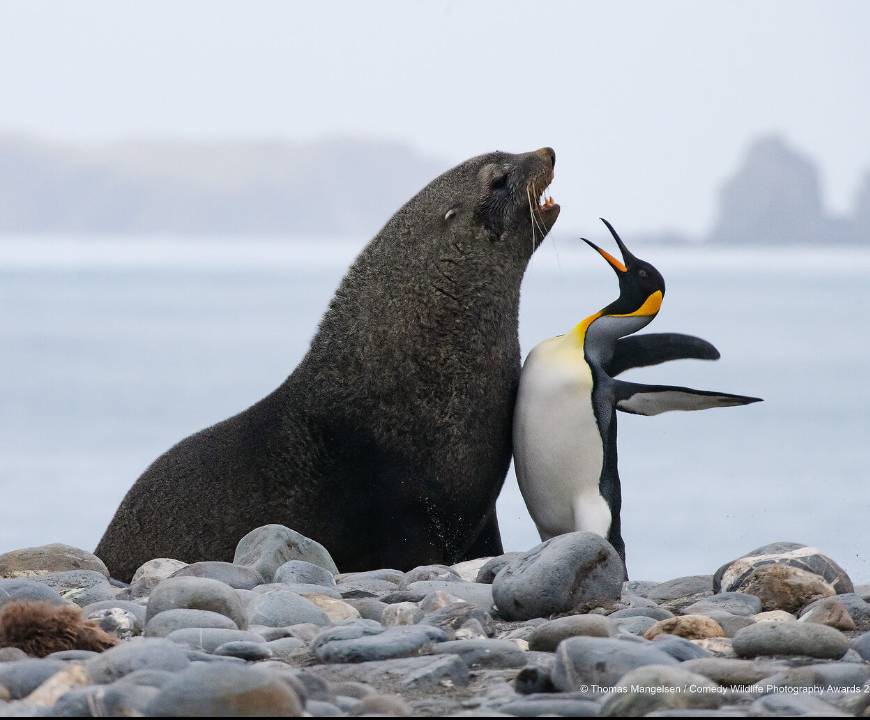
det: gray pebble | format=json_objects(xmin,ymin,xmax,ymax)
[
  {"xmin": 145, "ymin": 576, "xmax": 247, "ymax": 629},
  {"xmin": 0, "ymin": 659, "xmax": 66, "ymax": 699},
  {"xmin": 246, "ymin": 590, "xmax": 329, "ymax": 627},
  {"xmin": 233, "ymin": 524, "xmax": 337, "ymax": 582},
  {"xmin": 85, "ymin": 638, "xmax": 191, "ymax": 684},
  {"xmin": 169, "ymin": 561, "xmax": 264, "ymax": 590},
  {"xmin": 213, "ymin": 640, "xmax": 274, "ymax": 661},
  {"xmin": 273, "ymin": 559, "xmax": 336, "ymax": 587},
  {"xmin": 732, "ymin": 621, "xmax": 849, "ymax": 659},
  {"xmin": 144, "ymin": 608, "xmax": 239, "ymax": 637}
]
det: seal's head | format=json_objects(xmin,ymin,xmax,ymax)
[{"xmin": 394, "ymin": 147, "xmax": 559, "ymax": 258}]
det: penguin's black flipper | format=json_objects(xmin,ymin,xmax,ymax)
[
  {"xmin": 614, "ymin": 380, "xmax": 762, "ymax": 416},
  {"xmin": 606, "ymin": 333, "xmax": 720, "ymax": 377}
]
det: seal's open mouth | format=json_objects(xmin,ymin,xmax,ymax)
[{"xmin": 528, "ymin": 171, "xmax": 559, "ymax": 224}]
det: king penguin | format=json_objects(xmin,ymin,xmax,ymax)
[{"xmin": 513, "ymin": 218, "xmax": 762, "ymax": 569}]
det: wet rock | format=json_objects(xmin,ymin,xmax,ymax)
[
  {"xmin": 644, "ymin": 614, "xmax": 726, "ymax": 640},
  {"xmin": 144, "ymin": 608, "xmax": 239, "ymax": 637},
  {"xmin": 493, "ymin": 532, "xmax": 624, "ymax": 621},
  {"xmin": 131, "ymin": 558, "xmax": 187, "ymax": 585},
  {"xmin": 528, "ymin": 614, "xmax": 611, "ymax": 651},
  {"xmin": 166, "ymin": 628, "xmax": 266, "ymax": 653},
  {"xmin": 683, "ymin": 592, "xmax": 762, "ymax": 617},
  {"xmin": 169, "ymin": 561, "xmax": 263, "ymax": 590},
  {"xmin": 475, "ymin": 553, "xmax": 523, "ymax": 584},
  {"xmin": 0, "ymin": 580, "xmax": 65, "ymax": 608},
  {"xmin": 0, "ymin": 544, "xmax": 108, "ymax": 579},
  {"xmin": 25, "ymin": 571, "xmax": 114, "ymax": 607},
  {"xmin": 86, "ymin": 638, "xmax": 190, "ymax": 683},
  {"xmin": 145, "ymin": 663, "xmax": 303, "ymax": 716},
  {"xmin": 246, "ymin": 590, "xmax": 329, "ymax": 627},
  {"xmin": 431, "ymin": 639, "xmax": 526, "ymax": 668},
  {"xmin": 551, "ymin": 636, "xmax": 678, "ymax": 690},
  {"xmin": 145, "ymin": 576, "xmax": 247, "ymax": 629},
  {"xmin": 0, "ymin": 659, "xmax": 66, "ymax": 699},
  {"xmin": 313, "ymin": 624, "xmax": 446, "ymax": 664},
  {"xmin": 600, "ymin": 665, "xmax": 722, "ymax": 716},
  {"xmin": 732, "ymin": 621, "xmax": 848, "ymax": 659},
  {"xmin": 798, "ymin": 598, "xmax": 856, "ymax": 631},
  {"xmin": 274, "ymin": 560, "xmax": 336, "ymax": 587},
  {"xmin": 233, "ymin": 524, "xmax": 337, "ymax": 582}
]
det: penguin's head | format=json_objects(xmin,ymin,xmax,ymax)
[{"xmin": 583, "ymin": 218, "xmax": 665, "ymax": 321}]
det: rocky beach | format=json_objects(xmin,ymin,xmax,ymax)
[{"xmin": 1, "ymin": 528, "xmax": 870, "ymax": 717}]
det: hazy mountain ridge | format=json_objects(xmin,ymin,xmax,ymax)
[{"xmin": 0, "ymin": 133, "xmax": 867, "ymax": 243}]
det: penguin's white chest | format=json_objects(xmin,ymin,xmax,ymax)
[{"xmin": 513, "ymin": 337, "xmax": 611, "ymax": 540}]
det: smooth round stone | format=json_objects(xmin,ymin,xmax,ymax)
[
  {"xmin": 456, "ymin": 618, "xmax": 488, "ymax": 641},
  {"xmin": 683, "ymin": 592, "xmax": 762, "ymax": 617},
  {"xmin": 305, "ymin": 595, "xmax": 361, "ymax": 623},
  {"xmin": 450, "ymin": 558, "xmax": 492, "ymax": 583},
  {"xmin": 169, "ymin": 562, "xmax": 264, "ymax": 590},
  {"xmin": 274, "ymin": 560, "xmax": 336, "ymax": 587},
  {"xmin": 246, "ymin": 590, "xmax": 329, "ymax": 627},
  {"xmin": 421, "ymin": 600, "xmax": 494, "ymax": 637},
  {"xmin": 25, "ymin": 570, "xmax": 114, "ymax": 606},
  {"xmin": 401, "ymin": 565, "xmax": 463, "ymax": 587},
  {"xmin": 754, "ymin": 610, "xmax": 795, "ymax": 623},
  {"xmin": 702, "ymin": 611, "xmax": 756, "ymax": 638},
  {"xmin": 213, "ymin": 641, "xmax": 274, "ymax": 661},
  {"xmin": 644, "ymin": 614, "xmax": 726, "ymax": 640},
  {"xmin": 732, "ymin": 621, "xmax": 849, "ymax": 659},
  {"xmin": 765, "ymin": 662, "xmax": 870, "ymax": 689},
  {"xmin": 849, "ymin": 632, "xmax": 870, "ymax": 660},
  {"xmin": 798, "ymin": 598, "xmax": 856, "ymax": 630},
  {"xmin": 264, "ymin": 637, "xmax": 306, "ymax": 661},
  {"xmin": 0, "ymin": 544, "xmax": 109, "ymax": 578},
  {"xmin": 145, "ymin": 576, "xmax": 247, "ymax": 629},
  {"xmin": 500, "ymin": 696, "xmax": 600, "ymax": 717},
  {"xmin": 313, "ymin": 624, "xmax": 446, "ymax": 664},
  {"xmin": 613, "ymin": 616, "xmax": 657, "ymax": 637},
  {"xmin": 619, "ymin": 592, "xmax": 660, "ymax": 610},
  {"xmin": 382, "ymin": 602, "xmax": 424, "ymax": 626},
  {"xmin": 431, "ymin": 639, "xmax": 526, "ymax": 668},
  {"xmin": 749, "ymin": 692, "xmax": 846, "ymax": 717},
  {"xmin": 0, "ymin": 659, "xmax": 66, "ymax": 698},
  {"xmin": 344, "ymin": 598, "xmax": 387, "ymax": 622},
  {"xmin": 529, "ymin": 615, "xmax": 612, "ymax": 651},
  {"xmin": 800, "ymin": 593, "xmax": 870, "ymax": 631},
  {"xmin": 348, "ymin": 694, "xmax": 411, "ymax": 716},
  {"xmin": 0, "ymin": 647, "xmax": 29, "ymax": 662},
  {"xmin": 307, "ymin": 700, "xmax": 343, "ymax": 716},
  {"xmin": 408, "ymin": 581, "xmax": 493, "ymax": 610},
  {"xmin": 551, "ymin": 636, "xmax": 678, "ymax": 690},
  {"xmin": 609, "ymin": 607, "xmax": 674, "ymax": 621},
  {"xmin": 646, "ymin": 576, "xmax": 714, "ymax": 611},
  {"xmin": 166, "ymin": 628, "xmax": 266, "ymax": 653},
  {"xmin": 85, "ymin": 638, "xmax": 191, "ymax": 684},
  {"xmin": 0, "ymin": 579, "xmax": 65, "ymax": 607},
  {"xmin": 475, "ymin": 553, "xmax": 523, "ymax": 584},
  {"xmin": 131, "ymin": 558, "xmax": 188, "ymax": 585},
  {"xmin": 47, "ymin": 649, "xmax": 100, "ymax": 661},
  {"xmin": 118, "ymin": 576, "xmax": 162, "ymax": 600},
  {"xmin": 338, "ymin": 579, "xmax": 401, "ymax": 598},
  {"xmin": 233, "ymin": 524, "xmax": 338, "ymax": 582},
  {"xmin": 144, "ymin": 608, "xmax": 239, "ymax": 637},
  {"xmin": 600, "ymin": 665, "xmax": 722, "ymax": 716},
  {"xmin": 493, "ymin": 532, "xmax": 624, "ymax": 621},
  {"xmin": 258, "ymin": 582, "xmax": 342, "ymax": 599},
  {"xmin": 651, "ymin": 634, "xmax": 713, "ymax": 661},
  {"xmin": 113, "ymin": 669, "xmax": 176, "ymax": 688},
  {"xmin": 336, "ymin": 569, "xmax": 403, "ymax": 585},
  {"xmin": 145, "ymin": 663, "xmax": 303, "ymax": 716}
]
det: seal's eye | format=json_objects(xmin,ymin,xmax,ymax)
[{"xmin": 490, "ymin": 172, "xmax": 508, "ymax": 190}]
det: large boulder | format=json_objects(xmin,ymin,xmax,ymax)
[
  {"xmin": 714, "ymin": 542, "xmax": 852, "ymax": 613},
  {"xmin": 492, "ymin": 532, "xmax": 624, "ymax": 621},
  {"xmin": 0, "ymin": 544, "xmax": 109, "ymax": 578},
  {"xmin": 233, "ymin": 525, "xmax": 338, "ymax": 582}
]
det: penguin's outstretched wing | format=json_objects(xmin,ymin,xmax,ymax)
[
  {"xmin": 606, "ymin": 333, "xmax": 720, "ymax": 377},
  {"xmin": 614, "ymin": 380, "xmax": 762, "ymax": 416}
]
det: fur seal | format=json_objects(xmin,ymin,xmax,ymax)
[{"xmin": 97, "ymin": 147, "xmax": 560, "ymax": 581}]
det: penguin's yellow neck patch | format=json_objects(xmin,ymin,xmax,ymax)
[{"xmin": 568, "ymin": 290, "xmax": 664, "ymax": 349}]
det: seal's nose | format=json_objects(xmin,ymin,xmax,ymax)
[{"xmin": 537, "ymin": 147, "xmax": 556, "ymax": 168}]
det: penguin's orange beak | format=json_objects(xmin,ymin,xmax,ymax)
[{"xmin": 582, "ymin": 238, "xmax": 627, "ymax": 273}]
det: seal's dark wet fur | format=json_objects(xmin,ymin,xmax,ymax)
[
  {"xmin": 0, "ymin": 601, "xmax": 118, "ymax": 657},
  {"xmin": 97, "ymin": 148, "xmax": 559, "ymax": 581}
]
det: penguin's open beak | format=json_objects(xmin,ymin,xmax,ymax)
[{"xmin": 582, "ymin": 238, "xmax": 627, "ymax": 274}]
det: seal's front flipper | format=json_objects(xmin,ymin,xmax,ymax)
[
  {"xmin": 614, "ymin": 380, "xmax": 762, "ymax": 416},
  {"xmin": 606, "ymin": 333, "xmax": 720, "ymax": 377}
]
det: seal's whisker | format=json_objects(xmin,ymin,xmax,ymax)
[{"xmin": 526, "ymin": 186, "xmax": 538, "ymax": 254}]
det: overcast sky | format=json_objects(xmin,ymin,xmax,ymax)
[{"xmin": 1, "ymin": 0, "xmax": 868, "ymax": 235}]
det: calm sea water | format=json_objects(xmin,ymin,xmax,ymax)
[{"xmin": 1, "ymin": 238, "xmax": 868, "ymax": 583}]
